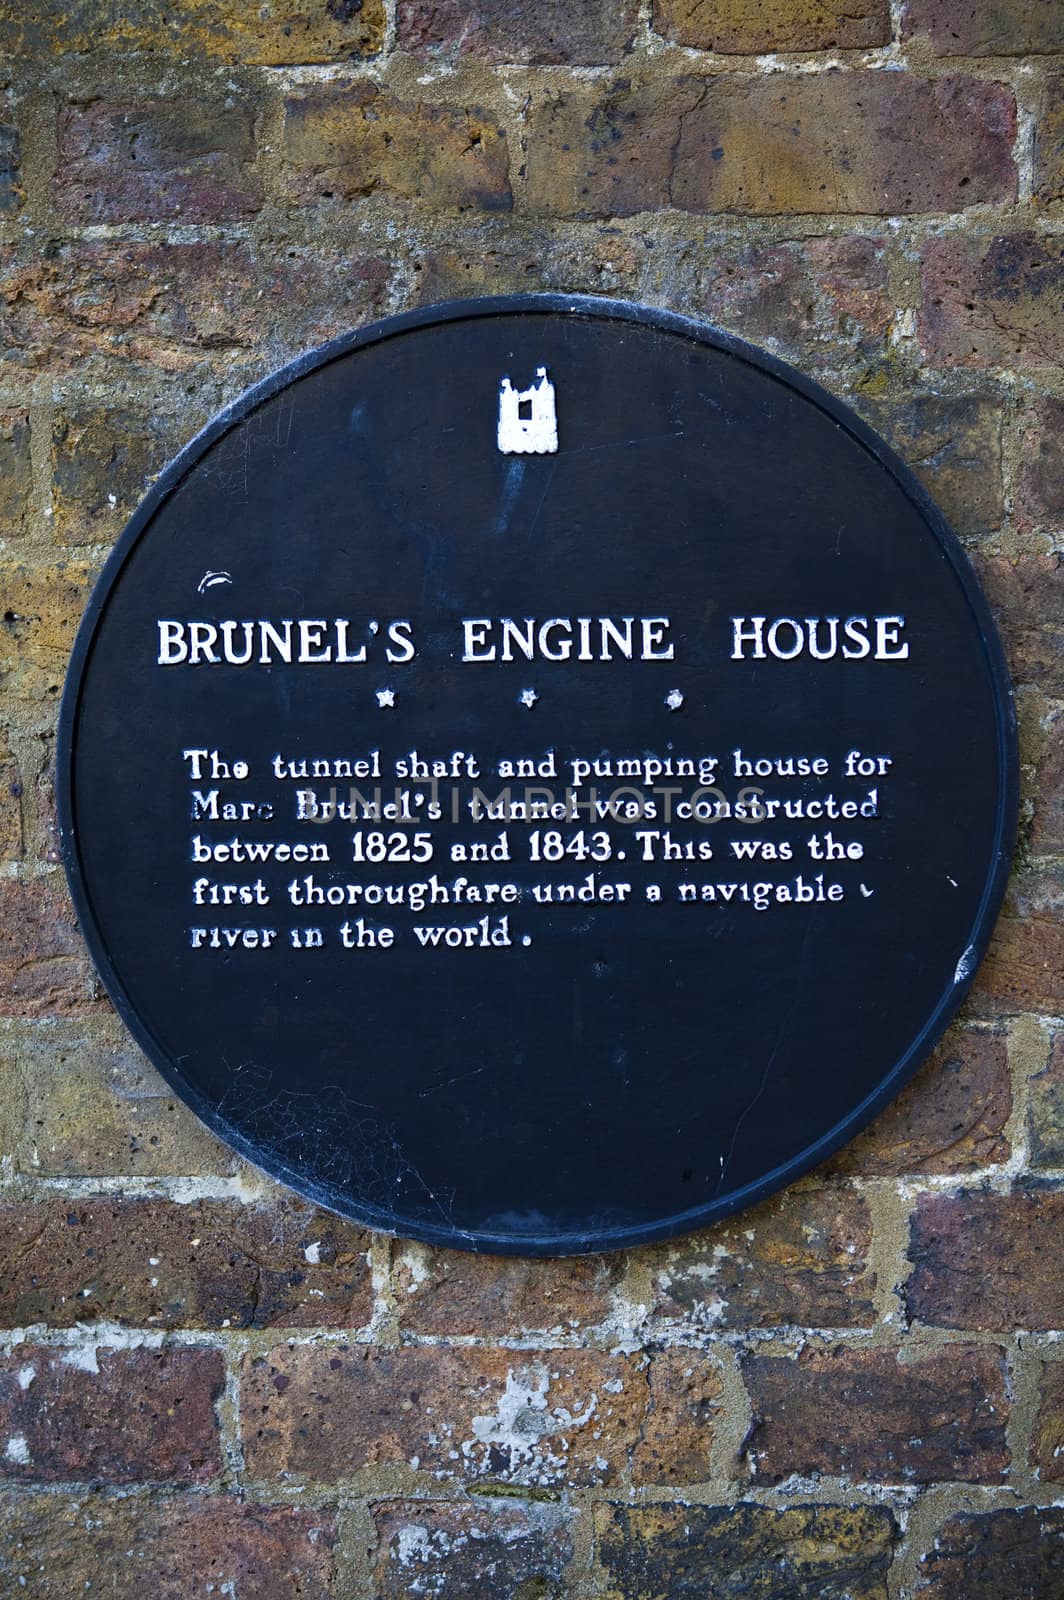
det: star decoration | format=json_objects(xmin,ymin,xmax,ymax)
[
  {"xmin": 665, "ymin": 689, "xmax": 684, "ymax": 711},
  {"xmin": 519, "ymin": 688, "xmax": 539, "ymax": 708},
  {"xmin": 376, "ymin": 688, "xmax": 396, "ymax": 708}
]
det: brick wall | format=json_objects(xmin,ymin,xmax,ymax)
[{"xmin": 0, "ymin": 1, "xmax": 1062, "ymax": 1595}]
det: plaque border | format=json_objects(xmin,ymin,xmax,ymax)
[{"xmin": 57, "ymin": 294, "xmax": 1019, "ymax": 1256}]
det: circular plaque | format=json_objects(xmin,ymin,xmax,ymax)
[{"xmin": 59, "ymin": 296, "xmax": 1017, "ymax": 1255}]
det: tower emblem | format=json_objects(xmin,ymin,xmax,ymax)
[{"xmin": 497, "ymin": 366, "xmax": 558, "ymax": 455}]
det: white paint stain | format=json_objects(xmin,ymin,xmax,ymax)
[
  {"xmin": 4, "ymin": 1435, "xmax": 30, "ymax": 1465},
  {"xmin": 15, "ymin": 1367, "xmax": 34, "ymax": 1391},
  {"xmin": 954, "ymin": 945, "xmax": 977, "ymax": 984},
  {"xmin": 396, "ymin": 1524, "xmax": 432, "ymax": 1565},
  {"xmin": 61, "ymin": 1346, "xmax": 101, "ymax": 1375},
  {"xmin": 398, "ymin": 1242, "xmax": 431, "ymax": 1293},
  {"xmin": 304, "ymin": 1241, "xmax": 322, "ymax": 1265}
]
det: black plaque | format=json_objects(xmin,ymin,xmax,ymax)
[{"xmin": 58, "ymin": 295, "xmax": 1017, "ymax": 1254}]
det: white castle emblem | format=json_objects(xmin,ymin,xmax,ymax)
[{"xmin": 497, "ymin": 366, "xmax": 558, "ymax": 455}]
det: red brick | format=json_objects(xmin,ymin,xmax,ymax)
[
  {"xmin": 902, "ymin": 0, "xmax": 1064, "ymax": 54},
  {"xmin": 1030, "ymin": 709, "xmax": 1064, "ymax": 858},
  {"xmin": 0, "ymin": 242, "xmax": 391, "ymax": 376},
  {"xmin": 653, "ymin": 0, "xmax": 889, "ymax": 52},
  {"xmin": 241, "ymin": 1343, "xmax": 645, "ymax": 1485},
  {"xmin": 1035, "ymin": 76, "xmax": 1064, "ymax": 206},
  {"xmin": 631, "ymin": 1349, "xmax": 724, "ymax": 1486},
  {"xmin": 743, "ymin": 1344, "xmax": 1009, "ymax": 1484},
  {"xmin": 921, "ymin": 233, "xmax": 1064, "ymax": 368},
  {"xmin": 1032, "ymin": 1361, "xmax": 1064, "ymax": 1481},
  {"xmin": 913, "ymin": 1508, "xmax": 1064, "ymax": 1599},
  {"xmin": 1017, "ymin": 397, "xmax": 1064, "ymax": 534},
  {"xmin": 648, "ymin": 1187, "xmax": 876, "ymax": 1329},
  {"xmin": 282, "ymin": 83, "xmax": 510, "ymax": 212},
  {"xmin": 398, "ymin": 0, "xmax": 638, "ymax": 62},
  {"xmin": 977, "ymin": 554, "xmax": 1064, "ymax": 693},
  {"xmin": 0, "ymin": 1344, "xmax": 222, "ymax": 1483},
  {"xmin": 694, "ymin": 234, "xmax": 892, "ymax": 366},
  {"xmin": 55, "ymin": 98, "xmax": 262, "ymax": 224},
  {"xmin": 595, "ymin": 1503, "xmax": 897, "ymax": 1598},
  {"xmin": 1029, "ymin": 1029, "xmax": 1064, "ymax": 1169},
  {"xmin": 0, "ymin": 0, "xmax": 385, "ymax": 65},
  {"xmin": 828, "ymin": 1026, "xmax": 1010, "ymax": 1175},
  {"xmin": 0, "ymin": 410, "xmax": 32, "ymax": 540},
  {"xmin": 975, "ymin": 912, "xmax": 1064, "ymax": 1018},
  {"xmin": 393, "ymin": 1241, "xmax": 620, "ymax": 1335},
  {"xmin": 524, "ymin": 74, "xmax": 1015, "ymax": 218},
  {"xmin": 907, "ymin": 1190, "xmax": 1064, "ymax": 1330},
  {"xmin": 0, "ymin": 1196, "xmax": 373, "ymax": 1329},
  {"xmin": 370, "ymin": 1498, "xmax": 574, "ymax": 1597},
  {"xmin": 0, "ymin": 879, "xmax": 96, "ymax": 1018},
  {"xmin": 0, "ymin": 1491, "xmax": 338, "ymax": 1599}
]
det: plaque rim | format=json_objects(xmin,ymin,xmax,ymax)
[{"xmin": 57, "ymin": 293, "xmax": 1019, "ymax": 1256}]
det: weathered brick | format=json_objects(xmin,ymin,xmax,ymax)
[
  {"xmin": 1029, "ymin": 707, "xmax": 1064, "ymax": 858},
  {"xmin": 1017, "ymin": 397, "xmax": 1064, "ymax": 534},
  {"xmin": 24, "ymin": 729, "xmax": 62, "ymax": 867},
  {"xmin": 595, "ymin": 1503, "xmax": 896, "ymax": 1600},
  {"xmin": 398, "ymin": 0, "xmax": 638, "ymax": 62},
  {"xmin": 693, "ymin": 234, "xmax": 892, "ymax": 365},
  {"xmin": 907, "ymin": 1190, "xmax": 1064, "ymax": 1330},
  {"xmin": 828, "ymin": 1026, "xmax": 1010, "ymax": 1175},
  {"xmin": 413, "ymin": 229, "xmax": 891, "ymax": 367},
  {"xmin": 743, "ymin": 1344, "xmax": 1009, "ymax": 1484},
  {"xmin": 977, "ymin": 554, "xmax": 1064, "ymax": 694},
  {"xmin": 50, "ymin": 404, "xmax": 190, "ymax": 545},
  {"xmin": 524, "ymin": 74, "xmax": 1015, "ymax": 218},
  {"xmin": 55, "ymin": 97, "xmax": 262, "ymax": 224},
  {"xmin": 921, "ymin": 234, "xmax": 1064, "ymax": 368},
  {"xmin": 631, "ymin": 1349, "xmax": 724, "ymax": 1486},
  {"xmin": 0, "ymin": 735, "xmax": 20, "ymax": 860},
  {"xmin": 0, "ymin": 1196, "xmax": 373, "ymax": 1328},
  {"xmin": 0, "ymin": 411, "xmax": 32, "ymax": 540},
  {"xmin": 853, "ymin": 390, "xmax": 1003, "ymax": 537},
  {"xmin": 0, "ymin": 879, "xmax": 96, "ymax": 1018},
  {"xmin": 1035, "ymin": 76, "xmax": 1064, "ymax": 206},
  {"xmin": 0, "ymin": 1018, "xmax": 238, "ymax": 1177},
  {"xmin": 902, "ymin": 0, "xmax": 1064, "ymax": 55},
  {"xmin": 0, "ymin": 242, "xmax": 391, "ymax": 375},
  {"xmin": 0, "ymin": 1344, "xmax": 222, "ymax": 1483},
  {"xmin": 0, "ymin": 1492, "xmax": 338, "ymax": 1599},
  {"xmin": 0, "ymin": 0, "xmax": 385, "ymax": 65},
  {"xmin": 410, "ymin": 224, "xmax": 646, "ymax": 304},
  {"xmin": 393, "ymin": 1239, "xmax": 620, "ymax": 1335},
  {"xmin": 653, "ymin": 0, "xmax": 889, "ymax": 52},
  {"xmin": 1032, "ymin": 1361, "xmax": 1064, "ymax": 1481},
  {"xmin": 913, "ymin": 1508, "xmax": 1064, "ymax": 1599},
  {"xmin": 242, "ymin": 1344, "xmax": 645, "ymax": 1485},
  {"xmin": 969, "ymin": 878, "xmax": 1064, "ymax": 1018},
  {"xmin": 282, "ymin": 84, "xmax": 511, "ymax": 211},
  {"xmin": 0, "ymin": 120, "xmax": 21, "ymax": 216},
  {"xmin": 1029, "ymin": 1030, "xmax": 1064, "ymax": 1168},
  {"xmin": 0, "ymin": 562, "xmax": 91, "ymax": 704},
  {"xmin": 370, "ymin": 1498, "xmax": 573, "ymax": 1598},
  {"xmin": 648, "ymin": 1187, "xmax": 876, "ymax": 1329}
]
